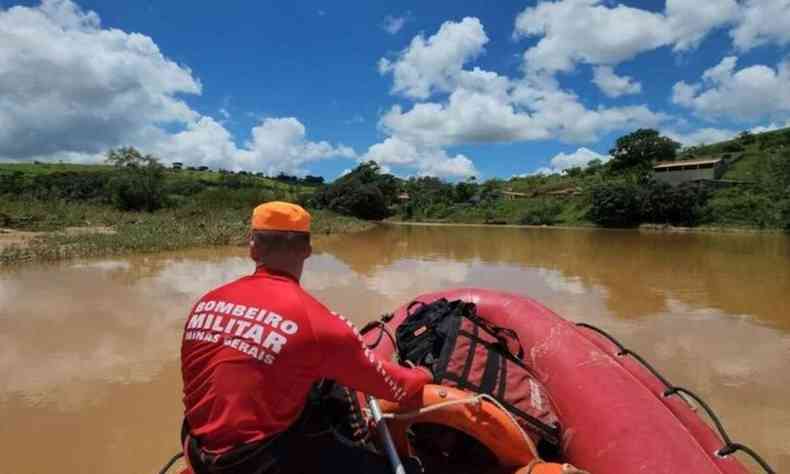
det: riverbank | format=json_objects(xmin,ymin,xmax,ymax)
[
  {"xmin": 0, "ymin": 200, "xmax": 373, "ymax": 265},
  {"xmin": 386, "ymin": 219, "xmax": 787, "ymax": 235}
]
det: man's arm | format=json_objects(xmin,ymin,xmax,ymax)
[{"xmin": 311, "ymin": 307, "xmax": 431, "ymax": 402}]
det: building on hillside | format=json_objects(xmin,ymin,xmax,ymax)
[
  {"xmin": 171, "ymin": 162, "xmax": 183, "ymax": 170},
  {"xmin": 653, "ymin": 158, "xmax": 727, "ymax": 186},
  {"xmin": 545, "ymin": 187, "xmax": 581, "ymax": 197},
  {"xmin": 502, "ymin": 190, "xmax": 530, "ymax": 200}
]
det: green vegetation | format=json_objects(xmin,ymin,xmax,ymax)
[
  {"xmin": 312, "ymin": 162, "xmax": 398, "ymax": 220},
  {"xmin": 314, "ymin": 127, "xmax": 790, "ymax": 231},
  {"xmin": 0, "ymin": 148, "xmax": 370, "ymax": 265},
  {"xmin": 2, "ymin": 126, "xmax": 787, "ymax": 266},
  {"xmin": 608, "ymin": 128, "xmax": 681, "ymax": 177}
]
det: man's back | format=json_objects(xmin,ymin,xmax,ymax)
[
  {"xmin": 181, "ymin": 268, "xmax": 321, "ymax": 452},
  {"xmin": 181, "ymin": 266, "xmax": 430, "ymax": 454}
]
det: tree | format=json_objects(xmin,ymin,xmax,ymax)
[
  {"xmin": 453, "ymin": 181, "xmax": 477, "ymax": 203},
  {"xmin": 609, "ymin": 129, "xmax": 680, "ymax": 176},
  {"xmin": 640, "ymin": 181, "xmax": 710, "ymax": 226},
  {"xmin": 106, "ymin": 147, "xmax": 166, "ymax": 211},
  {"xmin": 586, "ymin": 159, "xmax": 604, "ymax": 175},
  {"xmin": 738, "ymin": 130, "xmax": 755, "ymax": 145},
  {"xmin": 106, "ymin": 147, "xmax": 158, "ymax": 168},
  {"xmin": 313, "ymin": 161, "xmax": 398, "ymax": 220},
  {"xmin": 520, "ymin": 199, "xmax": 563, "ymax": 225},
  {"xmin": 588, "ymin": 181, "xmax": 643, "ymax": 227}
]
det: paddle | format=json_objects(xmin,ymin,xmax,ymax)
[{"xmin": 367, "ymin": 395, "xmax": 406, "ymax": 474}]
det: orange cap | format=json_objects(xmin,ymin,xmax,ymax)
[{"xmin": 251, "ymin": 201, "xmax": 311, "ymax": 233}]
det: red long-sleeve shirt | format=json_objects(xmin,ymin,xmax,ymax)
[{"xmin": 181, "ymin": 266, "xmax": 430, "ymax": 453}]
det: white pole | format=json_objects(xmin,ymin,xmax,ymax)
[{"xmin": 367, "ymin": 396, "xmax": 406, "ymax": 474}]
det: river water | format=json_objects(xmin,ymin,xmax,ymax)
[{"xmin": 1, "ymin": 224, "xmax": 788, "ymax": 473}]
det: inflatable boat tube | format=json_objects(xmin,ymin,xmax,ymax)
[{"xmin": 365, "ymin": 288, "xmax": 750, "ymax": 474}]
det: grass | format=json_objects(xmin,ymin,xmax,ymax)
[
  {"xmin": 400, "ymin": 196, "xmax": 592, "ymax": 226},
  {"xmin": 0, "ymin": 162, "xmax": 313, "ymax": 192},
  {"xmin": 0, "ymin": 162, "xmax": 110, "ymax": 175},
  {"xmin": 0, "ymin": 199, "xmax": 373, "ymax": 265}
]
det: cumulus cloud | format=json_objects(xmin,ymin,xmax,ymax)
[
  {"xmin": 370, "ymin": 17, "xmax": 668, "ymax": 177},
  {"xmin": 0, "ymin": 0, "xmax": 354, "ymax": 175},
  {"xmin": 152, "ymin": 116, "xmax": 355, "ymax": 175},
  {"xmin": 664, "ymin": 127, "xmax": 737, "ymax": 147},
  {"xmin": 0, "ymin": 0, "xmax": 199, "ymax": 160},
  {"xmin": 514, "ymin": 0, "xmax": 738, "ymax": 74},
  {"xmin": 731, "ymin": 0, "xmax": 790, "ymax": 51},
  {"xmin": 672, "ymin": 56, "xmax": 790, "ymax": 121},
  {"xmin": 238, "ymin": 118, "xmax": 355, "ymax": 174},
  {"xmin": 750, "ymin": 120, "xmax": 790, "ymax": 134},
  {"xmin": 592, "ymin": 66, "xmax": 642, "ymax": 98},
  {"xmin": 532, "ymin": 147, "xmax": 610, "ymax": 175},
  {"xmin": 381, "ymin": 13, "xmax": 411, "ymax": 35},
  {"xmin": 362, "ymin": 137, "xmax": 477, "ymax": 178},
  {"xmin": 378, "ymin": 17, "xmax": 488, "ymax": 99}
]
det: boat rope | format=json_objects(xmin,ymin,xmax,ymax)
[
  {"xmin": 380, "ymin": 392, "xmax": 542, "ymax": 462},
  {"xmin": 575, "ymin": 322, "xmax": 775, "ymax": 474},
  {"xmin": 361, "ymin": 319, "xmax": 398, "ymax": 351},
  {"xmin": 157, "ymin": 451, "xmax": 183, "ymax": 474}
]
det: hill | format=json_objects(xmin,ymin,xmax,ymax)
[
  {"xmin": 316, "ymin": 127, "xmax": 789, "ymax": 230},
  {"xmin": 0, "ymin": 152, "xmax": 367, "ymax": 264},
  {"xmin": 0, "ymin": 161, "xmax": 314, "ymax": 192}
]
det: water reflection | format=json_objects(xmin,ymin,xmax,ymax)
[{"xmin": 0, "ymin": 225, "xmax": 788, "ymax": 473}]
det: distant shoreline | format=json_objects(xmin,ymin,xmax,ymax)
[{"xmin": 384, "ymin": 220, "xmax": 786, "ymax": 235}]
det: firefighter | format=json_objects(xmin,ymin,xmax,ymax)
[{"xmin": 181, "ymin": 201, "xmax": 431, "ymax": 473}]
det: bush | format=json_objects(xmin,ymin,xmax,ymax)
[
  {"xmin": 588, "ymin": 181, "xmax": 642, "ymax": 227},
  {"xmin": 28, "ymin": 171, "xmax": 111, "ymax": 201},
  {"xmin": 313, "ymin": 162, "xmax": 397, "ymax": 220},
  {"xmin": 165, "ymin": 177, "xmax": 207, "ymax": 197},
  {"xmin": 520, "ymin": 199, "xmax": 563, "ymax": 225},
  {"xmin": 705, "ymin": 188, "xmax": 779, "ymax": 228},
  {"xmin": 108, "ymin": 166, "xmax": 167, "ymax": 212},
  {"xmin": 641, "ymin": 181, "xmax": 709, "ymax": 226},
  {"xmin": 780, "ymin": 199, "xmax": 790, "ymax": 231},
  {"xmin": 324, "ymin": 182, "xmax": 389, "ymax": 220},
  {"xmin": 0, "ymin": 171, "xmax": 26, "ymax": 195}
]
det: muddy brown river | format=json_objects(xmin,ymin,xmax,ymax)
[{"xmin": 1, "ymin": 224, "xmax": 788, "ymax": 473}]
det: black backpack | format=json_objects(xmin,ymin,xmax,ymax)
[
  {"xmin": 394, "ymin": 298, "xmax": 562, "ymax": 454},
  {"xmin": 395, "ymin": 298, "xmax": 524, "ymax": 366}
]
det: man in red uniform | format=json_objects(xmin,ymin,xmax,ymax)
[{"xmin": 181, "ymin": 201, "xmax": 431, "ymax": 473}]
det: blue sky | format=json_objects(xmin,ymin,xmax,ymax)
[{"xmin": 1, "ymin": 1, "xmax": 789, "ymax": 180}]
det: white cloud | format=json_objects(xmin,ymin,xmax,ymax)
[
  {"xmin": 665, "ymin": 127, "xmax": 737, "ymax": 147},
  {"xmin": 0, "ymin": 1, "xmax": 355, "ymax": 175},
  {"xmin": 666, "ymin": 120, "xmax": 790, "ymax": 147},
  {"xmin": 378, "ymin": 17, "xmax": 488, "ymax": 99},
  {"xmin": 592, "ymin": 66, "xmax": 642, "ymax": 98},
  {"xmin": 152, "ymin": 117, "xmax": 239, "ymax": 170},
  {"xmin": 514, "ymin": 0, "xmax": 738, "ymax": 74},
  {"xmin": 379, "ymin": 89, "xmax": 547, "ymax": 148},
  {"xmin": 238, "ymin": 117, "xmax": 355, "ymax": 174},
  {"xmin": 381, "ymin": 13, "xmax": 411, "ymax": 35},
  {"xmin": 672, "ymin": 56, "xmax": 790, "ymax": 121},
  {"xmin": 731, "ymin": 0, "xmax": 790, "ymax": 51},
  {"xmin": 370, "ymin": 17, "xmax": 667, "ymax": 178},
  {"xmin": 532, "ymin": 147, "xmax": 610, "ymax": 175},
  {"xmin": 0, "ymin": 0, "xmax": 199, "ymax": 160},
  {"xmin": 362, "ymin": 136, "xmax": 477, "ymax": 179},
  {"xmin": 750, "ymin": 120, "xmax": 790, "ymax": 134}
]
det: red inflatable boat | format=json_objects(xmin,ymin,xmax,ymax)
[{"xmin": 363, "ymin": 288, "xmax": 766, "ymax": 474}]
